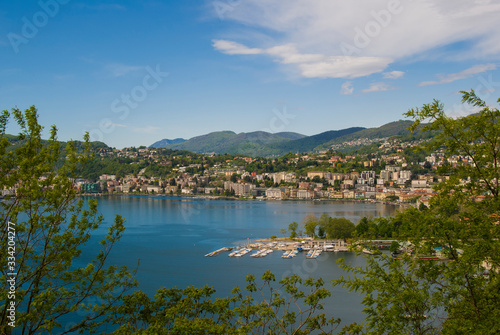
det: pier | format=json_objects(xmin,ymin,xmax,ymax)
[
  {"xmin": 204, "ymin": 247, "xmax": 233, "ymax": 257},
  {"xmin": 306, "ymin": 248, "xmax": 323, "ymax": 259},
  {"xmin": 205, "ymin": 239, "xmax": 365, "ymax": 259}
]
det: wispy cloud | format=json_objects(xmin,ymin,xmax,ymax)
[
  {"xmin": 383, "ymin": 71, "xmax": 405, "ymax": 79},
  {"xmin": 418, "ymin": 64, "xmax": 497, "ymax": 86},
  {"xmin": 213, "ymin": 40, "xmax": 391, "ymax": 78},
  {"xmin": 112, "ymin": 123, "xmax": 127, "ymax": 128},
  {"xmin": 212, "ymin": 40, "xmax": 263, "ymax": 55},
  {"xmin": 340, "ymin": 81, "xmax": 354, "ymax": 95},
  {"xmin": 446, "ymin": 104, "xmax": 482, "ymax": 118},
  {"xmin": 362, "ymin": 82, "xmax": 395, "ymax": 93},
  {"xmin": 212, "ymin": 0, "xmax": 500, "ymax": 78}
]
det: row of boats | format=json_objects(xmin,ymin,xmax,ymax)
[
  {"xmin": 281, "ymin": 248, "xmax": 323, "ymax": 258},
  {"xmin": 228, "ymin": 248, "xmax": 252, "ymax": 257},
  {"xmin": 206, "ymin": 244, "xmax": 331, "ymax": 259},
  {"xmin": 229, "ymin": 248, "xmax": 276, "ymax": 258},
  {"xmin": 250, "ymin": 249, "xmax": 274, "ymax": 258},
  {"xmin": 224, "ymin": 247, "xmax": 325, "ymax": 259},
  {"xmin": 281, "ymin": 249, "xmax": 299, "ymax": 258},
  {"xmin": 306, "ymin": 249, "xmax": 323, "ymax": 258}
]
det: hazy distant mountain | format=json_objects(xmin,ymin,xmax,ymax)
[
  {"xmin": 150, "ymin": 138, "xmax": 186, "ymax": 148},
  {"xmin": 150, "ymin": 120, "xmax": 422, "ymax": 157}
]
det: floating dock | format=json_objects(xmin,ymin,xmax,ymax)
[
  {"xmin": 282, "ymin": 250, "xmax": 298, "ymax": 259},
  {"xmin": 250, "ymin": 249, "xmax": 273, "ymax": 258},
  {"xmin": 229, "ymin": 248, "xmax": 252, "ymax": 257},
  {"xmin": 204, "ymin": 247, "xmax": 233, "ymax": 257},
  {"xmin": 306, "ymin": 248, "xmax": 323, "ymax": 259}
]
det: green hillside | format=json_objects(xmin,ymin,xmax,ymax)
[
  {"xmin": 269, "ymin": 127, "xmax": 365, "ymax": 155},
  {"xmin": 315, "ymin": 120, "xmax": 420, "ymax": 151},
  {"xmin": 150, "ymin": 120, "xmax": 434, "ymax": 157},
  {"xmin": 163, "ymin": 131, "xmax": 306, "ymax": 156}
]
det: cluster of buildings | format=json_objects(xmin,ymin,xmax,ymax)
[
  {"xmin": 70, "ymin": 163, "xmax": 439, "ymax": 208},
  {"xmin": 2, "ymin": 140, "xmax": 478, "ymax": 209},
  {"xmin": 221, "ymin": 169, "xmax": 436, "ymax": 207}
]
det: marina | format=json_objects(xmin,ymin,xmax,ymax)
[
  {"xmin": 89, "ymin": 196, "xmax": 396, "ymax": 327},
  {"xmin": 205, "ymin": 239, "xmax": 354, "ymax": 259}
]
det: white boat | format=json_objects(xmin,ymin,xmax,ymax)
[
  {"xmin": 282, "ymin": 250, "xmax": 295, "ymax": 258},
  {"xmin": 362, "ymin": 248, "xmax": 375, "ymax": 255}
]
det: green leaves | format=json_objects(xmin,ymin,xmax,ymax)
[
  {"xmin": 338, "ymin": 90, "xmax": 500, "ymax": 334},
  {"xmin": 0, "ymin": 107, "xmax": 137, "ymax": 334},
  {"xmin": 110, "ymin": 271, "xmax": 339, "ymax": 334}
]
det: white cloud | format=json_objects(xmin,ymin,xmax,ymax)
[
  {"xmin": 445, "ymin": 103, "xmax": 481, "ymax": 118},
  {"xmin": 211, "ymin": 0, "xmax": 500, "ymax": 78},
  {"xmin": 362, "ymin": 82, "xmax": 395, "ymax": 93},
  {"xmin": 212, "ymin": 40, "xmax": 263, "ymax": 55},
  {"xmin": 298, "ymin": 56, "xmax": 392, "ymax": 79},
  {"xmin": 112, "ymin": 123, "xmax": 127, "ymax": 128},
  {"xmin": 213, "ymin": 39, "xmax": 392, "ymax": 78},
  {"xmin": 340, "ymin": 81, "xmax": 354, "ymax": 95},
  {"xmin": 419, "ymin": 64, "xmax": 497, "ymax": 86},
  {"xmin": 383, "ymin": 71, "xmax": 405, "ymax": 79}
]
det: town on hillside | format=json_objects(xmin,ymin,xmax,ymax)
[{"xmin": 1, "ymin": 136, "xmax": 476, "ymax": 208}]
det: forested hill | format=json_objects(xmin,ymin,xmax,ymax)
[
  {"xmin": 268, "ymin": 127, "xmax": 365, "ymax": 154},
  {"xmin": 150, "ymin": 130, "xmax": 308, "ymax": 157},
  {"xmin": 149, "ymin": 120, "xmax": 426, "ymax": 157},
  {"xmin": 150, "ymin": 138, "xmax": 186, "ymax": 148}
]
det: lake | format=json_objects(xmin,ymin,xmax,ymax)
[{"xmin": 84, "ymin": 195, "xmax": 398, "ymax": 328}]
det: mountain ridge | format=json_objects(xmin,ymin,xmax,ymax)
[
  {"xmin": 150, "ymin": 138, "xmax": 186, "ymax": 148},
  {"xmin": 149, "ymin": 120, "xmax": 423, "ymax": 157}
]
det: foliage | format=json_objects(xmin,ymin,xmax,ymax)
[
  {"xmin": 326, "ymin": 218, "xmax": 356, "ymax": 241},
  {"xmin": 110, "ymin": 270, "xmax": 340, "ymax": 334},
  {"xmin": 335, "ymin": 90, "xmax": 500, "ymax": 334},
  {"xmin": 288, "ymin": 221, "xmax": 298, "ymax": 239},
  {"xmin": 0, "ymin": 107, "xmax": 137, "ymax": 334},
  {"xmin": 315, "ymin": 215, "xmax": 355, "ymax": 241},
  {"xmin": 302, "ymin": 214, "xmax": 318, "ymax": 237}
]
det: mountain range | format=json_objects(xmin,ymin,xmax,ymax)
[{"xmin": 150, "ymin": 120, "xmax": 420, "ymax": 157}]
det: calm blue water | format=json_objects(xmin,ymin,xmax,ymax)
[{"xmin": 83, "ymin": 195, "xmax": 397, "ymax": 326}]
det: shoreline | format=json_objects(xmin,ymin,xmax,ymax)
[{"xmin": 77, "ymin": 192, "xmax": 405, "ymax": 208}]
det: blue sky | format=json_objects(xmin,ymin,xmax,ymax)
[{"xmin": 1, "ymin": 0, "xmax": 499, "ymax": 148}]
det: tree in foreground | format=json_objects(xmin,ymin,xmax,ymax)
[
  {"xmin": 109, "ymin": 270, "xmax": 339, "ymax": 334},
  {"xmin": 0, "ymin": 107, "xmax": 137, "ymax": 334},
  {"xmin": 336, "ymin": 90, "xmax": 500, "ymax": 334},
  {"xmin": 0, "ymin": 108, "xmax": 341, "ymax": 334}
]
